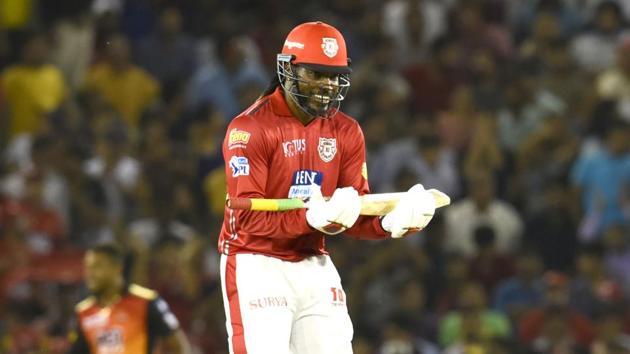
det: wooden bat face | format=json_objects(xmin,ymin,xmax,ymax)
[{"xmin": 358, "ymin": 189, "xmax": 450, "ymax": 215}]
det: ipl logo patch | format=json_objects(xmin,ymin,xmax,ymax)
[
  {"xmin": 318, "ymin": 137, "xmax": 337, "ymax": 163},
  {"xmin": 321, "ymin": 37, "xmax": 339, "ymax": 58},
  {"xmin": 229, "ymin": 156, "xmax": 250, "ymax": 177}
]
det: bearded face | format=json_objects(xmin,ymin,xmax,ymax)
[
  {"xmin": 292, "ymin": 66, "xmax": 341, "ymax": 116},
  {"xmin": 277, "ymin": 55, "xmax": 350, "ymax": 118}
]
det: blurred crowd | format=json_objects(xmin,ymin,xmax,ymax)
[{"xmin": 1, "ymin": 0, "xmax": 630, "ymax": 353}]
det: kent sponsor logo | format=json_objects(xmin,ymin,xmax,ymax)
[
  {"xmin": 288, "ymin": 170, "xmax": 323, "ymax": 199},
  {"xmin": 282, "ymin": 138, "xmax": 306, "ymax": 157},
  {"xmin": 293, "ymin": 170, "xmax": 321, "ymax": 185},
  {"xmin": 228, "ymin": 128, "xmax": 251, "ymax": 149},
  {"xmin": 229, "ymin": 156, "xmax": 250, "ymax": 177},
  {"xmin": 249, "ymin": 296, "xmax": 288, "ymax": 310}
]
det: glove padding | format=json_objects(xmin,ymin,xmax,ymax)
[
  {"xmin": 306, "ymin": 187, "xmax": 361, "ymax": 235},
  {"xmin": 381, "ymin": 184, "xmax": 436, "ymax": 238}
]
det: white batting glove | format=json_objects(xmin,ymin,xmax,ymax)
[
  {"xmin": 381, "ymin": 184, "xmax": 436, "ymax": 238},
  {"xmin": 306, "ymin": 186, "xmax": 361, "ymax": 235}
]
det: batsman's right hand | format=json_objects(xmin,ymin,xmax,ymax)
[
  {"xmin": 306, "ymin": 186, "xmax": 361, "ymax": 235},
  {"xmin": 380, "ymin": 184, "xmax": 436, "ymax": 238}
]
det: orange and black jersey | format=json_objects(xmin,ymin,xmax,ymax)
[{"xmin": 67, "ymin": 284, "xmax": 179, "ymax": 354}]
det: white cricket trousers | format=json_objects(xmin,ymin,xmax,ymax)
[{"xmin": 220, "ymin": 253, "xmax": 354, "ymax": 354}]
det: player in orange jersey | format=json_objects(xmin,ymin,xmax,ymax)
[{"xmin": 67, "ymin": 244, "xmax": 191, "ymax": 354}]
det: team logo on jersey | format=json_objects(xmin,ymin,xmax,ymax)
[
  {"xmin": 229, "ymin": 156, "xmax": 250, "ymax": 177},
  {"xmin": 321, "ymin": 37, "xmax": 339, "ymax": 58},
  {"xmin": 318, "ymin": 137, "xmax": 337, "ymax": 162},
  {"xmin": 228, "ymin": 128, "xmax": 251, "ymax": 149},
  {"xmin": 288, "ymin": 170, "xmax": 323, "ymax": 199},
  {"xmin": 96, "ymin": 328, "xmax": 124, "ymax": 353},
  {"xmin": 282, "ymin": 138, "xmax": 306, "ymax": 157}
]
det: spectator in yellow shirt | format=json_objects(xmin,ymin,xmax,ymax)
[
  {"xmin": 1, "ymin": 30, "xmax": 67, "ymax": 140},
  {"xmin": 84, "ymin": 33, "xmax": 160, "ymax": 135}
]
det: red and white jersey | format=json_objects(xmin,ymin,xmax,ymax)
[{"xmin": 219, "ymin": 87, "xmax": 388, "ymax": 261}]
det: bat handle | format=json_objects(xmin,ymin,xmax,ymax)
[{"xmin": 226, "ymin": 198, "xmax": 252, "ymax": 210}]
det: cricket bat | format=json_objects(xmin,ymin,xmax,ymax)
[{"xmin": 226, "ymin": 189, "xmax": 450, "ymax": 216}]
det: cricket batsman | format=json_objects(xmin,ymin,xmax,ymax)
[{"xmin": 219, "ymin": 21, "xmax": 437, "ymax": 354}]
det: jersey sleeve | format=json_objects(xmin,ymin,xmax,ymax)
[
  {"xmin": 223, "ymin": 115, "xmax": 313, "ymax": 238},
  {"xmin": 338, "ymin": 121, "xmax": 389, "ymax": 240},
  {"xmin": 147, "ymin": 297, "xmax": 180, "ymax": 339}
]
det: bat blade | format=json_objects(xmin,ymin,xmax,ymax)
[
  {"xmin": 358, "ymin": 192, "xmax": 405, "ymax": 215},
  {"xmin": 358, "ymin": 189, "xmax": 451, "ymax": 215}
]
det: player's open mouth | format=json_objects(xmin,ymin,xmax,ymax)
[{"xmin": 313, "ymin": 94, "xmax": 331, "ymax": 104}]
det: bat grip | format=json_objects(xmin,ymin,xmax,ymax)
[{"xmin": 226, "ymin": 198, "xmax": 252, "ymax": 210}]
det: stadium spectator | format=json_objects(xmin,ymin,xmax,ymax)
[
  {"xmin": 570, "ymin": 242, "xmax": 624, "ymax": 317},
  {"xmin": 493, "ymin": 249, "xmax": 544, "ymax": 323},
  {"xmin": 135, "ymin": 6, "xmax": 196, "ymax": 98},
  {"xmin": 526, "ymin": 306, "xmax": 590, "ymax": 354},
  {"xmin": 571, "ymin": 119, "xmax": 630, "ymax": 240},
  {"xmin": 382, "ymin": 0, "xmax": 450, "ymax": 65},
  {"xmin": 444, "ymin": 170, "xmax": 523, "ymax": 257},
  {"xmin": 186, "ymin": 34, "xmax": 267, "ymax": 120},
  {"xmin": 519, "ymin": 271, "xmax": 595, "ymax": 348},
  {"xmin": 370, "ymin": 128, "xmax": 460, "ymax": 197},
  {"xmin": 83, "ymin": 32, "xmax": 160, "ymax": 136},
  {"xmin": 597, "ymin": 37, "xmax": 630, "ymax": 122},
  {"xmin": 571, "ymin": 0, "xmax": 630, "ymax": 73},
  {"xmin": 438, "ymin": 281, "xmax": 511, "ymax": 348},
  {"xmin": 1, "ymin": 30, "xmax": 67, "ymax": 141}
]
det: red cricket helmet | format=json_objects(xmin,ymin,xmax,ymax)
[
  {"xmin": 281, "ymin": 21, "xmax": 351, "ymax": 74},
  {"xmin": 276, "ymin": 21, "xmax": 352, "ymax": 117}
]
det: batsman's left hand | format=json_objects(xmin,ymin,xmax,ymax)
[
  {"xmin": 306, "ymin": 186, "xmax": 361, "ymax": 235},
  {"xmin": 380, "ymin": 184, "xmax": 436, "ymax": 238}
]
